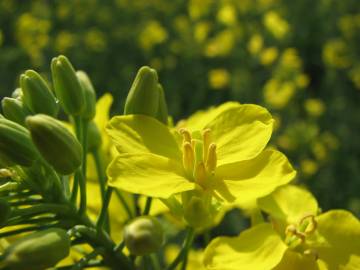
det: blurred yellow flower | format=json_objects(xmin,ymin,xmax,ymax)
[
  {"xmin": 0, "ymin": 30, "xmax": 3, "ymax": 46},
  {"xmin": 321, "ymin": 132, "xmax": 339, "ymax": 150},
  {"xmin": 349, "ymin": 66, "xmax": 360, "ymax": 89},
  {"xmin": 304, "ymin": 98, "xmax": 326, "ymax": 117},
  {"xmin": 260, "ymin": 47, "xmax": 279, "ymax": 66},
  {"xmin": 208, "ymin": 69, "xmax": 231, "ymax": 89},
  {"xmin": 139, "ymin": 20, "xmax": 168, "ymax": 51},
  {"xmin": 194, "ymin": 22, "xmax": 211, "ymax": 43},
  {"xmin": 247, "ymin": 34, "xmax": 264, "ymax": 55},
  {"xmin": 312, "ymin": 141, "xmax": 327, "ymax": 161},
  {"xmin": 280, "ymin": 48, "xmax": 302, "ymax": 70},
  {"xmin": 263, "ymin": 11, "xmax": 289, "ymax": 40},
  {"xmin": 55, "ymin": 31, "xmax": 76, "ymax": 53},
  {"xmin": 264, "ymin": 80, "xmax": 296, "ymax": 109},
  {"xmin": 300, "ymin": 159, "xmax": 318, "ymax": 176},
  {"xmin": 205, "ymin": 30, "xmax": 235, "ymax": 57},
  {"xmin": 188, "ymin": 0, "xmax": 213, "ymax": 20},
  {"xmin": 217, "ymin": 4, "xmax": 237, "ymax": 26},
  {"xmin": 323, "ymin": 39, "xmax": 351, "ymax": 68},
  {"xmin": 84, "ymin": 29, "xmax": 107, "ymax": 52},
  {"xmin": 295, "ymin": 73, "xmax": 310, "ymax": 88}
]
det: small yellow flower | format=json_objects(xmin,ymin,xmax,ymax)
[
  {"xmin": 204, "ymin": 185, "xmax": 360, "ymax": 270},
  {"xmin": 208, "ymin": 69, "xmax": 230, "ymax": 90}
]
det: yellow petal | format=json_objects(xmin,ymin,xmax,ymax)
[
  {"xmin": 273, "ymin": 250, "xmax": 320, "ymax": 270},
  {"xmin": 203, "ymin": 223, "xmax": 287, "ymax": 270},
  {"xmin": 106, "ymin": 115, "xmax": 181, "ymax": 160},
  {"xmin": 107, "ymin": 153, "xmax": 195, "ymax": 198},
  {"xmin": 215, "ymin": 149, "xmax": 296, "ymax": 204},
  {"xmin": 94, "ymin": 93, "xmax": 113, "ymax": 153},
  {"xmin": 257, "ymin": 185, "xmax": 318, "ymax": 225},
  {"xmin": 205, "ymin": 104, "xmax": 274, "ymax": 166},
  {"xmin": 177, "ymin": 102, "xmax": 241, "ymax": 131},
  {"xmin": 314, "ymin": 210, "xmax": 360, "ymax": 269}
]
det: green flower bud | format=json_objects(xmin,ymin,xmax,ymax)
[
  {"xmin": 1, "ymin": 97, "xmax": 31, "ymax": 126},
  {"xmin": 124, "ymin": 216, "xmax": 164, "ymax": 255},
  {"xmin": 0, "ymin": 118, "xmax": 38, "ymax": 166},
  {"xmin": 155, "ymin": 83, "xmax": 169, "ymax": 125},
  {"xmin": 124, "ymin": 66, "xmax": 159, "ymax": 117},
  {"xmin": 11, "ymin": 88, "xmax": 23, "ymax": 100},
  {"xmin": 0, "ymin": 198, "xmax": 11, "ymax": 226},
  {"xmin": 76, "ymin": 71, "xmax": 96, "ymax": 120},
  {"xmin": 87, "ymin": 121, "xmax": 102, "ymax": 152},
  {"xmin": 51, "ymin": 55, "xmax": 84, "ymax": 115},
  {"xmin": 26, "ymin": 114, "xmax": 82, "ymax": 175},
  {"xmin": 0, "ymin": 228, "xmax": 70, "ymax": 270},
  {"xmin": 20, "ymin": 70, "xmax": 59, "ymax": 117}
]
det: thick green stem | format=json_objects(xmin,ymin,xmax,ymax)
[{"xmin": 115, "ymin": 189, "xmax": 134, "ymax": 220}]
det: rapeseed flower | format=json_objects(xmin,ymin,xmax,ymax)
[
  {"xmin": 204, "ymin": 185, "xmax": 360, "ymax": 270},
  {"xmin": 106, "ymin": 102, "xmax": 295, "ymax": 227}
]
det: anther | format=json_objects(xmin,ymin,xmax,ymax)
[
  {"xmin": 179, "ymin": 128, "xmax": 192, "ymax": 143},
  {"xmin": 183, "ymin": 142, "xmax": 194, "ymax": 174},
  {"xmin": 202, "ymin": 129, "xmax": 211, "ymax": 160},
  {"xmin": 194, "ymin": 162, "xmax": 207, "ymax": 188},
  {"xmin": 206, "ymin": 143, "xmax": 217, "ymax": 173},
  {"xmin": 299, "ymin": 215, "xmax": 317, "ymax": 235}
]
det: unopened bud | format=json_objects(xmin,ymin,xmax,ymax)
[
  {"xmin": 124, "ymin": 66, "xmax": 159, "ymax": 118},
  {"xmin": 51, "ymin": 55, "xmax": 84, "ymax": 115},
  {"xmin": 155, "ymin": 84, "xmax": 168, "ymax": 125},
  {"xmin": 0, "ymin": 118, "xmax": 38, "ymax": 166},
  {"xmin": 124, "ymin": 216, "xmax": 164, "ymax": 255},
  {"xmin": 76, "ymin": 71, "xmax": 96, "ymax": 120},
  {"xmin": 1, "ymin": 228, "xmax": 70, "ymax": 270},
  {"xmin": 20, "ymin": 70, "xmax": 59, "ymax": 117},
  {"xmin": 1, "ymin": 97, "xmax": 31, "ymax": 126},
  {"xmin": 26, "ymin": 114, "xmax": 82, "ymax": 175},
  {"xmin": 0, "ymin": 198, "xmax": 11, "ymax": 226},
  {"xmin": 87, "ymin": 121, "xmax": 102, "ymax": 152}
]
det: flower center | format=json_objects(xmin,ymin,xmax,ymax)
[
  {"xmin": 284, "ymin": 214, "xmax": 319, "ymax": 259},
  {"xmin": 179, "ymin": 128, "xmax": 217, "ymax": 189}
]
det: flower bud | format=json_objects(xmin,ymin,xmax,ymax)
[
  {"xmin": 0, "ymin": 198, "xmax": 11, "ymax": 226},
  {"xmin": 124, "ymin": 66, "xmax": 159, "ymax": 117},
  {"xmin": 124, "ymin": 216, "xmax": 164, "ymax": 255},
  {"xmin": 0, "ymin": 118, "xmax": 38, "ymax": 166},
  {"xmin": 51, "ymin": 55, "xmax": 84, "ymax": 115},
  {"xmin": 87, "ymin": 121, "xmax": 102, "ymax": 152},
  {"xmin": 1, "ymin": 97, "xmax": 31, "ymax": 126},
  {"xmin": 11, "ymin": 88, "xmax": 23, "ymax": 100},
  {"xmin": 20, "ymin": 70, "xmax": 59, "ymax": 117},
  {"xmin": 0, "ymin": 228, "xmax": 70, "ymax": 270},
  {"xmin": 26, "ymin": 114, "xmax": 82, "ymax": 175},
  {"xmin": 76, "ymin": 71, "xmax": 96, "ymax": 120},
  {"xmin": 155, "ymin": 83, "xmax": 169, "ymax": 125}
]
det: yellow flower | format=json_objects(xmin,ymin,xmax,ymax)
[
  {"xmin": 208, "ymin": 69, "xmax": 230, "ymax": 90},
  {"xmin": 304, "ymin": 99, "xmax": 326, "ymax": 117},
  {"xmin": 260, "ymin": 47, "xmax": 279, "ymax": 66},
  {"xmin": 106, "ymin": 102, "xmax": 295, "ymax": 227},
  {"xmin": 204, "ymin": 185, "xmax": 360, "ymax": 270},
  {"xmin": 263, "ymin": 11, "xmax": 290, "ymax": 40}
]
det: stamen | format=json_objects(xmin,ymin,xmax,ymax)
[
  {"xmin": 303, "ymin": 249, "xmax": 319, "ymax": 260},
  {"xmin": 202, "ymin": 129, "xmax": 211, "ymax": 160},
  {"xmin": 206, "ymin": 143, "xmax": 217, "ymax": 173},
  {"xmin": 192, "ymin": 139, "xmax": 204, "ymax": 166},
  {"xmin": 183, "ymin": 142, "xmax": 194, "ymax": 174},
  {"xmin": 299, "ymin": 215, "xmax": 317, "ymax": 235},
  {"xmin": 179, "ymin": 128, "xmax": 192, "ymax": 143},
  {"xmin": 194, "ymin": 162, "xmax": 207, "ymax": 188}
]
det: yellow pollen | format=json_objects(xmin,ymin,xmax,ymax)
[
  {"xmin": 194, "ymin": 162, "xmax": 207, "ymax": 188},
  {"xmin": 179, "ymin": 128, "xmax": 192, "ymax": 143},
  {"xmin": 183, "ymin": 142, "xmax": 194, "ymax": 174},
  {"xmin": 206, "ymin": 143, "xmax": 217, "ymax": 173}
]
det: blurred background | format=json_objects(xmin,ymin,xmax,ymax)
[{"xmin": 0, "ymin": 0, "xmax": 359, "ymax": 216}]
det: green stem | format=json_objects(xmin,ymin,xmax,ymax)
[
  {"xmin": 143, "ymin": 197, "xmax": 152, "ymax": 215},
  {"xmin": 115, "ymin": 189, "xmax": 134, "ymax": 220},
  {"xmin": 70, "ymin": 248, "xmax": 104, "ymax": 270},
  {"xmin": 70, "ymin": 174, "xmax": 79, "ymax": 203},
  {"xmin": 150, "ymin": 254, "xmax": 161, "ymax": 270},
  {"xmin": 96, "ymin": 187, "xmax": 113, "ymax": 230},
  {"xmin": 76, "ymin": 168, "xmax": 87, "ymax": 215},
  {"xmin": 92, "ymin": 149, "xmax": 106, "ymax": 200},
  {"xmin": 0, "ymin": 224, "xmax": 58, "ymax": 238},
  {"xmin": 81, "ymin": 120, "xmax": 89, "ymax": 179},
  {"xmin": 166, "ymin": 227, "xmax": 195, "ymax": 270},
  {"xmin": 11, "ymin": 203, "xmax": 71, "ymax": 217}
]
